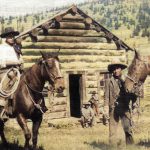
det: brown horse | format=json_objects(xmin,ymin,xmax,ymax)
[
  {"xmin": 125, "ymin": 50, "xmax": 150, "ymax": 96},
  {"xmin": 0, "ymin": 52, "xmax": 65, "ymax": 150}
]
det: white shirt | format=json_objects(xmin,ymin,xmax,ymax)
[{"xmin": 0, "ymin": 43, "xmax": 20, "ymax": 68}]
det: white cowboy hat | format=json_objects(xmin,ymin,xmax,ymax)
[{"xmin": 108, "ymin": 58, "xmax": 127, "ymax": 72}]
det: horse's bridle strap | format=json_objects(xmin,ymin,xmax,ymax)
[
  {"xmin": 126, "ymin": 75, "xmax": 138, "ymax": 84},
  {"xmin": 42, "ymin": 61, "xmax": 63, "ymax": 83}
]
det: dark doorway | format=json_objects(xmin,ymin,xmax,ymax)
[{"xmin": 69, "ymin": 74, "xmax": 82, "ymax": 117}]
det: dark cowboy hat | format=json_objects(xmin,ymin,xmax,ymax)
[
  {"xmin": 0, "ymin": 27, "xmax": 19, "ymax": 38},
  {"xmin": 108, "ymin": 58, "xmax": 127, "ymax": 72}
]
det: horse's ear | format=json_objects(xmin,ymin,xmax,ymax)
[
  {"xmin": 40, "ymin": 51, "xmax": 47, "ymax": 59},
  {"xmin": 134, "ymin": 49, "xmax": 141, "ymax": 60}
]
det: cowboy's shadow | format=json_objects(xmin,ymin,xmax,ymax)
[
  {"xmin": 137, "ymin": 139, "xmax": 150, "ymax": 148},
  {"xmin": 84, "ymin": 141, "xmax": 112, "ymax": 150},
  {"xmin": 0, "ymin": 142, "xmax": 45, "ymax": 150}
]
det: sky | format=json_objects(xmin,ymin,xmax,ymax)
[{"xmin": 0, "ymin": 0, "xmax": 88, "ymax": 17}]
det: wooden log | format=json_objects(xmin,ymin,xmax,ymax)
[
  {"xmin": 84, "ymin": 17, "xmax": 93, "ymax": 25},
  {"xmin": 24, "ymin": 54, "xmax": 125, "ymax": 62},
  {"xmin": 86, "ymin": 76, "xmax": 97, "ymax": 81},
  {"xmin": 31, "ymin": 28, "xmax": 39, "ymax": 37},
  {"xmin": 61, "ymin": 61, "xmax": 127, "ymax": 70},
  {"xmin": 50, "ymin": 97, "xmax": 67, "ymax": 105},
  {"xmin": 24, "ymin": 63, "xmax": 34, "ymax": 68},
  {"xmin": 38, "ymin": 29, "xmax": 105, "ymax": 37},
  {"xmin": 55, "ymin": 15, "xmax": 63, "ymax": 22},
  {"xmin": 54, "ymin": 22, "xmax": 86, "ymax": 29},
  {"xmin": 23, "ymin": 61, "xmax": 109, "ymax": 70},
  {"xmin": 25, "ymin": 36, "xmax": 107, "ymax": 43},
  {"xmin": 23, "ymin": 55, "xmax": 106, "ymax": 63},
  {"xmin": 22, "ymin": 42, "xmax": 117, "ymax": 50},
  {"xmin": 51, "ymin": 104, "xmax": 67, "ymax": 112},
  {"xmin": 22, "ymin": 49, "xmax": 125, "ymax": 56},
  {"xmin": 46, "ymin": 111, "xmax": 67, "ymax": 119},
  {"xmin": 86, "ymin": 81, "xmax": 98, "ymax": 88},
  {"xmin": 69, "ymin": 5, "xmax": 78, "ymax": 16},
  {"xmin": 62, "ymin": 14, "xmax": 84, "ymax": 21}
]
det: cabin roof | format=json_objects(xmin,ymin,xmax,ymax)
[{"xmin": 16, "ymin": 5, "xmax": 133, "ymax": 51}]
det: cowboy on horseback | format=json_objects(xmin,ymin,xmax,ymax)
[{"xmin": 0, "ymin": 27, "xmax": 23, "ymax": 121}]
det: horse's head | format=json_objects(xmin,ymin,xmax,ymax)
[
  {"xmin": 39, "ymin": 51, "xmax": 65, "ymax": 93},
  {"xmin": 125, "ymin": 50, "xmax": 148, "ymax": 96}
]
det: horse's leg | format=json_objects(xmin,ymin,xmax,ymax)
[
  {"xmin": 17, "ymin": 113, "xmax": 31, "ymax": 150},
  {"xmin": 32, "ymin": 116, "xmax": 42, "ymax": 150},
  {"xmin": 0, "ymin": 120, "xmax": 7, "ymax": 146}
]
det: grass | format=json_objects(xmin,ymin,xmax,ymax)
[{"xmin": 0, "ymin": 95, "xmax": 150, "ymax": 150}]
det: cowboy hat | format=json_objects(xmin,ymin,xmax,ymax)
[
  {"xmin": 108, "ymin": 58, "xmax": 127, "ymax": 72},
  {"xmin": 0, "ymin": 27, "xmax": 19, "ymax": 38}
]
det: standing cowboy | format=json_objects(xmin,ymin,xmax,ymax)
[
  {"xmin": 0, "ymin": 27, "xmax": 23, "ymax": 120},
  {"xmin": 103, "ymin": 58, "xmax": 134, "ymax": 146}
]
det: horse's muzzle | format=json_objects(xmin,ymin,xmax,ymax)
[{"xmin": 55, "ymin": 77, "xmax": 65, "ymax": 93}]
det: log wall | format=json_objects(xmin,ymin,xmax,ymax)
[{"xmin": 21, "ymin": 11, "xmax": 127, "ymax": 119}]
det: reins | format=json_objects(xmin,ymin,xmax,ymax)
[{"xmin": 24, "ymin": 81, "xmax": 48, "ymax": 95}]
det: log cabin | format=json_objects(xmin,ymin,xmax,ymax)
[{"xmin": 16, "ymin": 5, "xmax": 133, "ymax": 119}]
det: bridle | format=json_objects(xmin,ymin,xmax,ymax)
[
  {"xmin": 126, "ymin": 74, "xmax": 143, "ymax": 87},
  {"xmin": 126, "ymin": 74, "xmax": 143, "ymax": 96},
  {"xmin": 41, "ymin": 58, "xmax": 63, "ymax": 84},
  {"xmin": 25, "ymin": 58, "xmax": 63, "ymax": 94}
]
